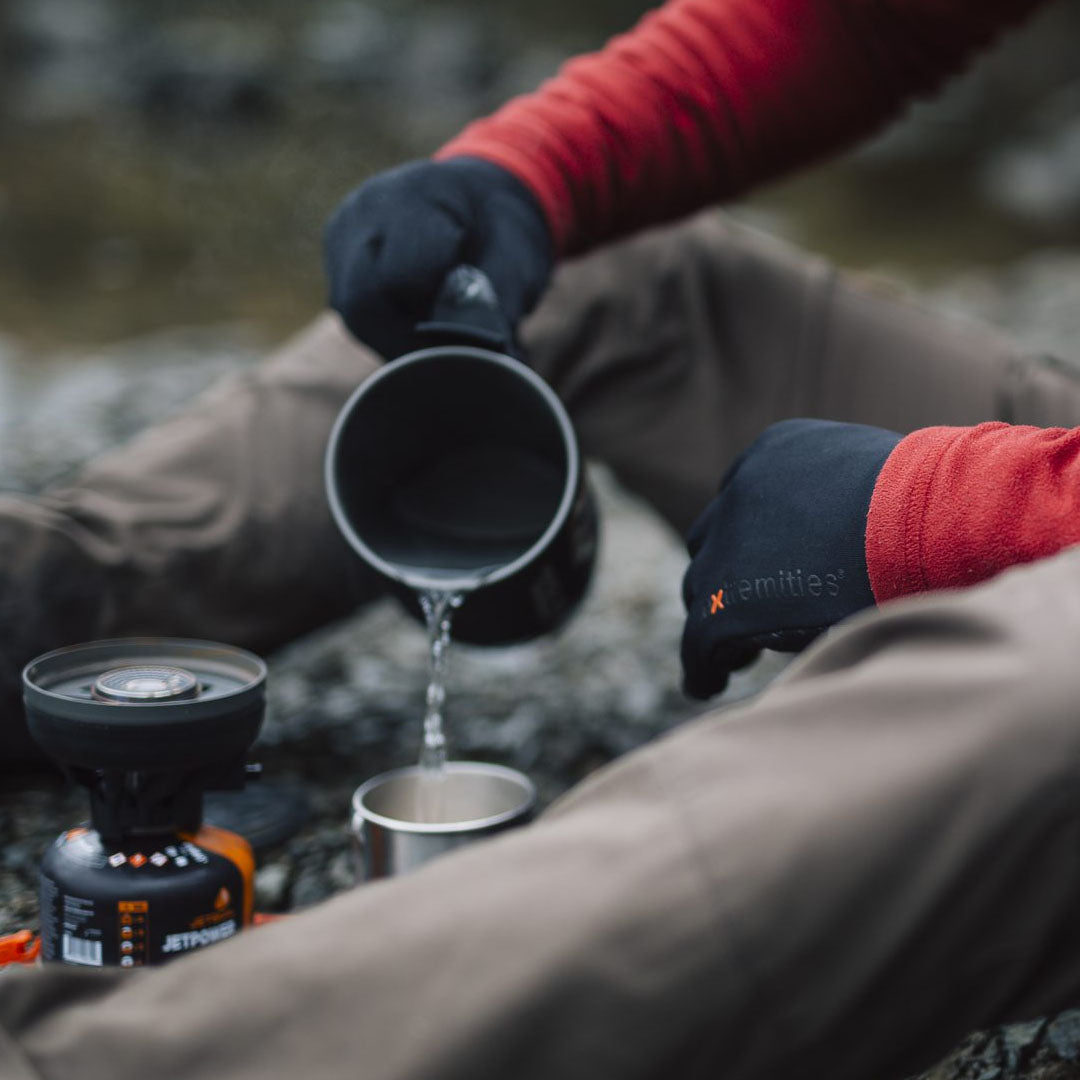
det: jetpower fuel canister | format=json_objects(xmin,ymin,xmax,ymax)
[
  {"xmin": 39, "ymin": 824, "xmax": 253, "ymax": 967},
  {"xmin": 23, "ymin": 639, "xmax": 266, "ymax": 968}
]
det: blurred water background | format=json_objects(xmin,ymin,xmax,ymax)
[
  {"xmin": 1, "ymin": 0, "xmax": 1079, "ymax": 349},
  {"xmin": 1, "ymin": 0, "xmax": 1079, "ymax": 454},
  {"xmin": 2, "ymin": 3, "xmax": 1080, "ymax": 1075}
]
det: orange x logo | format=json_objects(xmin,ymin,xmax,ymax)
[{"xmin": 710, "ymin": 589, "xmax": 725, "ymax": 613}]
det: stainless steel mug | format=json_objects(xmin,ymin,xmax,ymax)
[
  {"xmin": 324, "ymin": 266, "xmax": 598, "ymax": 645},
  {"xmin": 350, "ymin": 761, "xmax": 536, "ymax": 879}
]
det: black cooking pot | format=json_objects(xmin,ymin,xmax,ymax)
[
  {"xmin": 23, "ymin": 637, "xmax": 267, "ymax": 839},
  {"xmin": 325, "ymin": 266, "xmax": 598, "ymax": 645}
]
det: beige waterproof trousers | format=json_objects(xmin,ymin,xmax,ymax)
[{"xmin": 4, "ymin": 213, "xmax": 1080, "ymax": 1079}]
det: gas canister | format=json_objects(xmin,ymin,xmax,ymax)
[{"xmin": 23, "ymin": 638, "xmax": 266, "ymax": 968}]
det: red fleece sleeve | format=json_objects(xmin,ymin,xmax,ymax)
[
  {"xmin": 436, "ymin": 0, "xmax": 1042, "ymax": 255},
  {"xmin": 866, "ymin": 423, "xmax": 1080, "ymax": 602}
]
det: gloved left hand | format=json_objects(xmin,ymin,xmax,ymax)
[
  {"xmin": 324, "ymin": 157, "xmax": 553, "ymax": 361},
  {"xmin": 680, "ymin": 418, "xmax": 902, "ymax": 699}
]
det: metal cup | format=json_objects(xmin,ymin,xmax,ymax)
[
  {"xmin": 350, "ymin": 761, "xmax": 536, "ymax": 879},
  {"xmin": 324, "ymin": 265, "xmax": 598, "ymax": 646}
]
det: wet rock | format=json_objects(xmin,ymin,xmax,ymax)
[
  {"xmin": 286, "ymin": 825, "xmax": 353, "ymax": 909},
  {"xmin": 1003, "ymin": 1020, "xmax": 1049, "ymax": 1073},
  {"xmin": 326, "ymin": 850, "xmax": 356, "ymax": 893},
  {"xmin": 6, "ymin": 0, "xmax": 124, "ymax": 122},
  {"xmin": 0, "ymin": 325, "xmax": 260, "ymax": 491},
  {"xmin": 981, "ymin": 130, "xmax": 1080, "ymax": 230},
  {"xmin": 491, "ymin": 45, "xmax": 575, "ymax": 101},
  {"xmin": 929, "ymin": 1031, "xmax": 1004, "ymax": 1080},
  {"xmin": 295, "ymin": 0, "xmax": 503, "ymax": 141},
  {"xmin": 389, "ymin": 11, "xmax": 503, "ymax": 143},
  {"xmin": 254, "ymin": 861, "xmax": 291, "ymax": 912},
  {"xmin": 398, "ymin": 11, "xmax": 497, "ymax": 101},
  {"xmin": 8, "ymin": 0, "xmax": 117, "ymax": 55},
  {"xmin": 299, "ymin": 2, "xmax": 407, "ymax": 88},
  {"xmin": 918, "ymin": 1019, "xmax": 1080, "ymax": 1080},
  {"xmin": 929, "ymin": 253, "xmax": 1080, "ymax": 365},
  {"xmin": 289, "ymin": 865, "xmax": 329, "ymax": 910},
  {"xmin": 1047, "ymin": 1012, "xmax": 1080, "ymax": 1063},
  {"xmin": 127, "ymin": 19, "xmax": 283, "ymax": 125},
  {"xmin": 980, "ymin": 102, "xmax": 1080, "ymax": 229}
]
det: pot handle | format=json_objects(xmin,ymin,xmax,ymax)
[
  {"xmin": 414, "ymin": 265, "xmax": 520, "ymax": 357},
  {"xmin": 350, "ymin": 810, "xmax": 370, "ymax": 883}
]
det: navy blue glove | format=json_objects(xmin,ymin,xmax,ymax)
[
  {"xmin": 324, "ymin": 157, "xmax": 553, "ymax": 361},
  {"xmin": 680, "ymin": 418, "xmax": 902, "ymax": 699}
]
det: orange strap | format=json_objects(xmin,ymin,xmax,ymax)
[
  {"xmin": 252, "ymin": 912, "xmax": 289, "ymax": 927},
  {"xmin": 0, "ymin": 929, "xmax": 41, "ymax": 966}
]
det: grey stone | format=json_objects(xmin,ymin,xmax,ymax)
[
  {"xmin": 0, "ymin": 326, "xmax": 260, "ymax": 491},
  {"xmin": 299, "ymin": 2, "xmax": 404, "ymax": 86},
  {"xmin": 289, "ymin": 865, "xmax": 329, "ymax": 910},
  {"xmin": 127, "ymin": 19, "xmax": 282, "ymax": 123},
  {"xmin": 10, "ymin": 0, "xmax": 118, "ymax": 53},
  {"xmin": 327, "ymin": 850, "xmax": 356, "ymax": 893},
  {"xmin": 1002, "ymin": 1019, "xmax": 1047, "ymax": 1072},
  {"xmin": 1047, "ymin": 1011, "xmax": 1080, "ymax": 1062},
  {"xmin": 979, "ymin": 80, "xmax": 1080, "ymax": 228},
  {"xmin": 929, "ymin": 255, "xmax": 1080, "ymax": 367},
  {"xmin": 254, "ymin": 862, "xmax": 291, "ymax": 912},
  {"xmin": 6, "ymin": 0, "xmax": 124, "ymax": 121}
]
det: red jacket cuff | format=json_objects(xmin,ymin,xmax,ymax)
[{"xmin": 867, "ymin": 422, "xmax": 1080, "ymax": 603}]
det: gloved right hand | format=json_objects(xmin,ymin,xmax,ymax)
[
  {"xmin": 324, "ymin": 157, "xmax": 553, "ymax": 362},
  {"xmin": 680, "ymin": 418, "xmax": 902, "ymax": 699}
]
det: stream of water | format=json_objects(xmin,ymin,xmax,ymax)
[
  {"xmin": 417, "ymin": 589, "xmax": 465, "ymax": 775},
  {"xmin": 413, "ymin": 589, "xmax": 465, "ymax": 821}
]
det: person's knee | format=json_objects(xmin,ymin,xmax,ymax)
[{"xmin": 788, "ymin": 545, "xmax": 1080, "ymax": 788}]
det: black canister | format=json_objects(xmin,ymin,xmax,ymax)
[
  {"xmin": 325, "ymin": 267, "xmax": 598, "ymax": 645},
  {"xmin": 24, "ymin": 638, "xmax": 265, "ymax": 967}
]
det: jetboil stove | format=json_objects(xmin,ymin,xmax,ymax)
[{"xmin": 22, "ymin": 638, "xmax": 267, "ymax": 968}]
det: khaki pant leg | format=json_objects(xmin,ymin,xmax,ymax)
[
  {"xmin": 523, "ymin": 211, "xmax": 1080, "ymax": 534},
  {"xmin": 4, "ymin": 547, "xmax": 1080, "ymax": 1080}
]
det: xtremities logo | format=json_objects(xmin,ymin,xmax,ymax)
[{"xmin": 708, "ymin": 568, "xmax": 847, "ymax": 613}]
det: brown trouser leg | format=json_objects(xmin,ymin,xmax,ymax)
[{"xmin": 5, "ymin": 546, "xmax": 1080, "ymax": 1080}]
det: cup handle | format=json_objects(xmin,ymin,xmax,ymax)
[
  {"xmin": 414, "ymin": 265, "xmax": 520, "ymax": 357},
  {"xmin": 350, "ymin": 812, "xmax": 368, "ymax": 885}
]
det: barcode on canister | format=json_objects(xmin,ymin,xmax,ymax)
[{"xmin": 62, "ymin": 934, "xmax": 102, "ymax": 967}]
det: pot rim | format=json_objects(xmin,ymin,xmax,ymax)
[
  {"xmin": 324, "ymin": 345, "xmax": 582, "ymax": 594},
  {"xmin": 350, "ymin": 761, "xmax": 537, "ymax": 835}
]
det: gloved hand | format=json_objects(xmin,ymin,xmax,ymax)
[
  {"xmin": 680, "ymin": 418, "xmax": 902, "ymax": 699},
  {"xmin": 324, "ymin": 157, "xmax": 553, "ymax": 361}
]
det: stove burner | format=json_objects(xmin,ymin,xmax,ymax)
[{"xmin": 92, "ymin": 665, "xmax": 200, "ymax": 704}]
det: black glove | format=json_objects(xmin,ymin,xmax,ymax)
[
  {"xmin": 324, "ymin": 157, "xmax": 553, "ymax": 361},
  {"xmin": 680, "ymin": 418, "xmax": 902, "ymax": 699}
]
